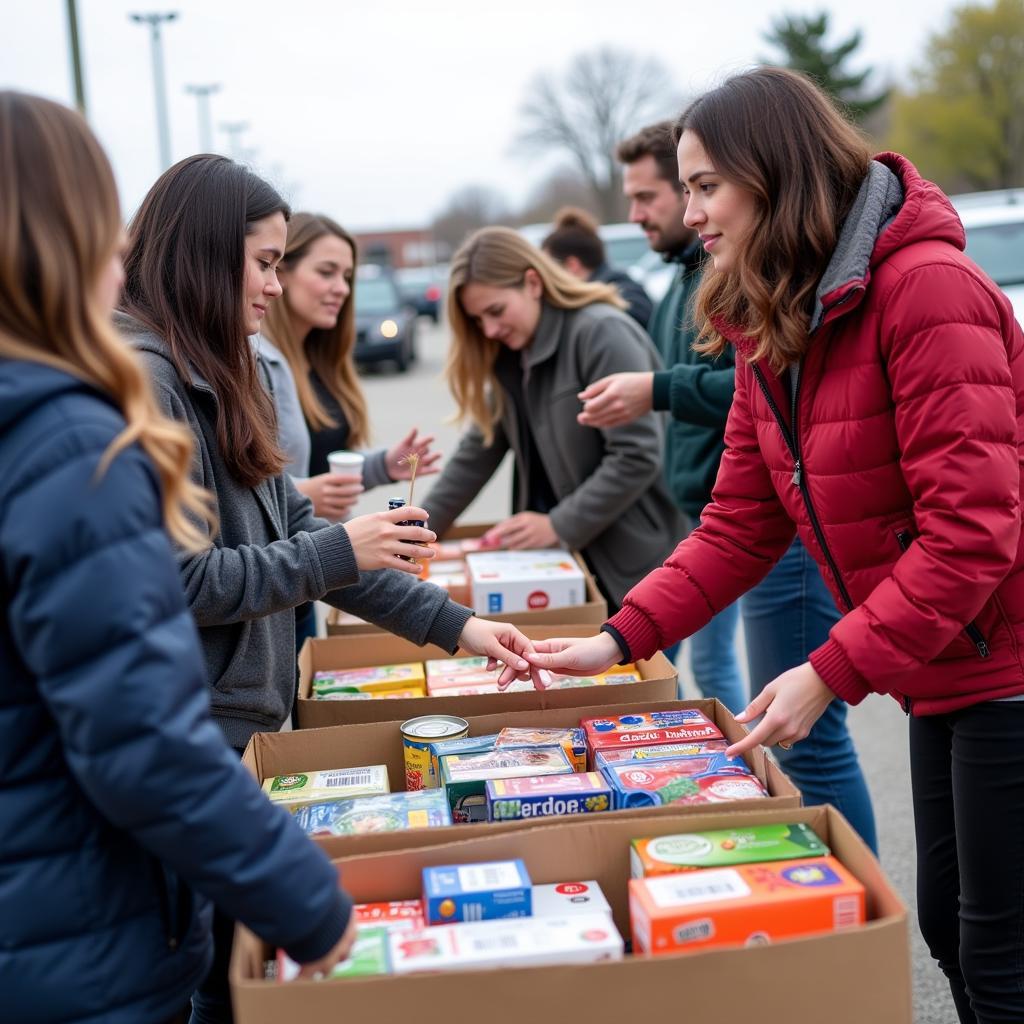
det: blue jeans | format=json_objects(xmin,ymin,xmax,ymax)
[
  {"xmin": 743, "ymin": 536, "xmax": 878, "ymax": 853},
  {"xmin": 686, "ymin": 600, "xmax": 747, "ymax": 715}
]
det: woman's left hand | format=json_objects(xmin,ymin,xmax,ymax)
[
  {"xmin": 725, "ymin": 662, "xmax": 836, "ymax": 758},
  {"xmin": 457, "ymin": 618, "xmax": 549, "ymax": 690},
  {"xmin": 488, "ymin": 512, "xmax": 559, "ymax": 550},
  {"xmin": 386, "ymin": 428, "xmax": 442, "ymax": 480}
]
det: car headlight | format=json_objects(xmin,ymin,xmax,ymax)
[{"xmin": 379, "ymin": 319, "xmax": 399, "ymax": 339}]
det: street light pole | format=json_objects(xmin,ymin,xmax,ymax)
[
  {"xmin": 65, "ymin": 0, "xmax": 87, "ymax": 115},
  {"xmin": 185, "ymin": 82, "xmax": 220, "ymax": 153},
  {"xmin": 128, "ymin": 11, "xmax": 178, "ymax": 171},
  {"xmin": 219, "ymin": 120, "xmax": 250, "ymax": 161}
]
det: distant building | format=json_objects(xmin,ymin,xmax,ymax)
[{"xmin": 354, "ymin": 228, "xmax": 449, "ymax": 269}]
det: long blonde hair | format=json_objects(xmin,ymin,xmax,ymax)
[
  {"xmin": 0, "ymin": 91, "xmax": 212, "ymax": 551},
  {"xmin": 263, "ymin": 212, "xmax": 369, "ymax": 444},
  {"xmin": 446, "ymin": 226, "xmax": 624, "ymax": 444}
]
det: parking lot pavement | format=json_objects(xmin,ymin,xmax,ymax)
[{"xmin": 354, "ymin": 317, "xmax": 956, "ymax": 1023}]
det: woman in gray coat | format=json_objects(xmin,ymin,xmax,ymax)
[{"xmin": 424, "ymin": 227, "xmax": 683, "ymax": 608}]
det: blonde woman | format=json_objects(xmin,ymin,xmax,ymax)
[
  {"xmin": 423, "ymin": 226, "xmax": 683, "ymax": 609},
  {"xmin": 262, "ymin": 212, "xmax": 438, "ymax": 522},
  {"xmin": 0, "ymin": 92, "xmax": 356, "ymax": 1024}
]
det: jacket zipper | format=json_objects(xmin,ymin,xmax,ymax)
[
  {"xmin": 751, "ymin": 362, "xmax": 854, "ymax": 612},
  {"xmin": 894, "ymin": 530, "xmax": 990, "ymax": 659}
]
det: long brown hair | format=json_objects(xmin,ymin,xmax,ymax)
[
  {"xmin": 262, "ymin": 212, "xmax": 369, "ymax": 444},
  {"xmin": 0, "ymin": 91, "xmax": 211, "ymax": 551},
  {"xmin": 673, "ymin": 67, "xmax": 873, "ymax": 370},
  {"xmin": 446, "ymin": 226, "xmax": 624, "ymax": 444},
  {"xmin": 121, "ymin": 155, "xmax": 290, "ymax": 488}
]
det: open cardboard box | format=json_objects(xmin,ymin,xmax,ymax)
[
  {"xmin": 231, "ymin": 803, "xmax": 911, "ymax": 1023},
  {"xmin": 295, "ymin": 625, "xmax": 676, "ymax": 729},
  {"xmin": 326, "ymin": 522, "xmax": 608, "ymax": 636},
  {"xmin": 244, "ymin": 698, "xmax": 800, "ymax": 859}
]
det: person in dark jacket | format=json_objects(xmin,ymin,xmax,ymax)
[
  {"xmin": 541, "ymin": 206, "xmax": 653, "ymax": 329},
  {"xmin": 530, "ymin": 68, "xmax": 1024, "ymax": 1024},
  {"xmin": 119, "ymin": 157, "xmax": 539, "ymax": 1024},
  {"xmin": 0, "ymin": 91, "xmax": 356, "ymax": 1024}
]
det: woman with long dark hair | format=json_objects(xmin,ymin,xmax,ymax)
[
  {"xmin": 530, "ymin": 67, "xmax": 1024, "ymax": 1024},
  {"xmin": 0, "ymin": 92, "xmax": 357, "ymax": 1024}
]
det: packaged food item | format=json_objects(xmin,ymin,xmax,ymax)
[
  {"xmin": 390, "ymin": 913, "xmax": 623, "ymax": 973},
  {"xmin": 438, "ymin": 746, "xmax": 574, "ymax": 823},
  {"xmin": 262, "ymin": 765, "xmax": 389, "ymax": 810},
  {"xmin": 425, "ymin": 656, "xmax": 492, "ymax": 679},
  {"xmin": 428, "ymin": 733, "xmax": 499, "ymax": 786},
  {"xmin": 486, "ymin": 772, "xmax": 612, "ymax": 821},
  {"xmin": 317, "ymin": 686, "xmax": 425, "ymax": 701},
  {"xmin": 277, "ymin": 926, "xmax": 390, "ymax": 982},
  {"xmin": 427, "ymin": 680, "xmax": 536, "ymax": 697},
  {"xmin": 495, "ymin": 726, "xmax": 585, "ymax": 772},
  {"xmin": 602, "ymin": 754, "xmax": 765, "ymax": 809},
  {"xmin": 544, "ymin": 675, "xmax": 606, "ymax": 689},
  {"xmin": 423, "ymin": 858, "xmax": 531, "ymax": 924},
  {"xmin": 532, "ymin": 881, "xmax": 612, "ymax": 918},
  {"xmin": 466, "ymin": 549, "xmax": 585, "ymax": 615},
  {"xmin": 402, "ymin": 715, "xmax": 469, "ymax": 791},
  {"xmin": 594, "ymin": 739, "xmax": 730, "ymax": 768},
  {"xmin": 353, "ymin": 900, "xmax": 425, "ymax": 932},
  {"xmin": 425, "ymin": 672, "xmax": 498, "ymax": 693},
  {"xmin": 293, "ymin": 789, "xmax": 452, "ymax": 836},
  {"xmin": 629, "ymin": 856, "xmax": 865, "ymax": 954},
  {"xmin": 582, "ymin": 709, "xmax": 723, "ymax": 766},
  {"xmin": 313, "ymin": 663, "xmax": 426, "ymax": 696},
  {"xmin": 602, "ymin": 665, "xmax": 642, "ymax": 684}
]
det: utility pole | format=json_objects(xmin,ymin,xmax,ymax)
[
  {"xmin": 219, "ymin": 120, "xmax": 250, "ymax": 161},
  {"xmin": 65, "ymin": 0, "xmax": 87, "ymax": 115},
  {"xmin": 185, "ymin": 82, "xmax": 220, "ymax": 153},
  {"xmin": 128, "ymin": 11, "xmax": 179, "ymax": 171}
]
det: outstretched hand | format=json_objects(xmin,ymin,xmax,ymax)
[
  {"xmin": 458, "ymin": 618, "xmax": 549, "ymax": 690},
  {"xmin": 526, "ymin": 632, "xmax": 623, "ymax": 677},
  {"xmin": 387, "ymin": 428, "xmax": 441, "ymax": 480}
]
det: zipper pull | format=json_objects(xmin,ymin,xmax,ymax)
[
  {"xmin": 975, "ymin": 638, "xmax": 991, "ymax": 658},
  {"xmin": 792, "ymin": 460, "xmax": 802, "ymax": 487}
]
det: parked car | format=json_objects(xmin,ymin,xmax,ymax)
[
  {"xmin": 519, "ymin": 220, "xmax": 649, "ymax": 274},
  {"xmin": 394, "ymin": 264, "xmax": 448, "ymax": 323},
  {"xmin": 353, "ymin": 265, "xmax": 417, "ymax": 372},
  {"xmin": 950, "ymin": 189, "xmax": 1024, "ymax": 324}
]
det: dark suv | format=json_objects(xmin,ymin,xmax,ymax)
[{"xmin": 353, "ymin": 267, "xmax": 417, "ymax": 372}]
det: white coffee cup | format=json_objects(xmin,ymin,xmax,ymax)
[{"xmin": 327, "ymin": 450, "xmax": 365, "ymax": 477}]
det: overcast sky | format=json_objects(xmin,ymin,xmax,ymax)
[{"xmin": 3, "ymin": 0, "xmax": 962, "ymax": 230}]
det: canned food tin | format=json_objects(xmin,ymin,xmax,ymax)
[{"xmin": 402, "ymin": 715, "xmax": 469, "ymax": 791}]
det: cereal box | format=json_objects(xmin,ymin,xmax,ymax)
[
  {"xmin": 629, "ymin": 856, "xmax": 865, "ymax": 954},
  {"xmin": 582, "ymin": 709, "xmax": 723, "ymax": 765},
  {"xmin": 316, "ymin": 686, "xmax": 425, "ymax": 701},
  {"xmin": 425, "ymin": 656, "xmax": 492, "ymax": 679},
  {"xmin": 277, "ymin": 926, "xmax": 390, "ymax": 982},
  {"xmin": 293, "ymin": 789, "xmax": 452, "ymax": 836},
  {"xmin": 353, "ymin": 900, "xmax": 425, "ymax": 932},
  {"xmin": 486, "ymin": 772, "xmax": 612, "ymax": 821},
  {"xmin": 428, "ymin": 734, "xmax": 499, "ymax": 788},
  {"xmin": 390, "ymin": 914, "xmax": 623, "ymax": 973},
  {"xmin": 466, "ymin": 549, "xmax": 586, "ymax": 615},
  {"xmin": 631, "ymin": 823, "xmax": 830, "ymax": 877},
  {"xmin": 594, "ymin": 739, "xmax": 730, "ymax": 768},
  {"xmin": 422, "ymin": 859, "xmax": 532, "ymax": 924},
  {"xmin": 603, "ymin": 755, "xmax": 766, "ymax": 810},
  {"xmin": 532, "ymin": 881, "xmax": 612, "ymax": 918},
  {"xmin": 261, "ymin": 765, "xmax": 389, "ymax": 810},
  {"xmin": 439, "ymin": 746, "xmax": 574, "ymax": 823},
  {"xmin": 495, "ymin": 727, "xmax": 586, "ymax": 772},
  {"xmin": 312, "ymin": 663, "xmax": 426, "ymax": 696}
]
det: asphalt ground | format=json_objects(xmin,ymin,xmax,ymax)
[{"xmin": 345, "ymin": 316, "xmax": 957, "ymax": 1023}]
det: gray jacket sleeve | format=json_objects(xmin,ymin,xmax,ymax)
[
  {"xmin": 421, "ymin": 420, "xmax": 511, "ymax": 538},
  {"xmin": 548, "ymin": 317, "xmax": 666, "ymax": 551},
  {"xmin": 287, "ymin": 480, "xmax": 473, "ymax": 654},
  {"xmin": 361, "ymin": 447, "xmax": 393, "ymax": 491}
]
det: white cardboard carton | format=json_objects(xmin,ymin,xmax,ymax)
[{"xmin": 467, "ymin": 549, "xmax": 586, "ymax": 616}]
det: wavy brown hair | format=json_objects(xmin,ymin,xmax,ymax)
[
  {"xmin": 0, "ymin": 91, "xmax": 211, "ymax": 551},
  {"xmin": 446, "ymin": 226, "xmax": 625, "ymax": 445},
  {"xmin": 262, "ymin": 212, "xmax": 369, "ymax": 444},
  {"xmin": 673, "ymin": 67, "xmax": 873, "ymax": 370},
  {"xmin": 121, "ymin": 155, "xmax": 289, "ymax": 488}
]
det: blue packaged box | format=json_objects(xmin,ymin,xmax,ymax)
[
  {"xmin": 486, "ymin": 771, "xmax": 612, "ymax": 821},
  {"xmin": 602, "ymin": 752, "xmax": 762, "ymax": 810},
  {"xmin": 428, "ymin": 733, "xmax": 499, "ymax": 788},
  {"xmin": 423, "ymin": 858, "xmax": 532, "ymax": 924}
]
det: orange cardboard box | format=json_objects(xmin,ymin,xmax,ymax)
[{"xmin": 629, "ymin": 855, "xmax": 865, "ymax": 955}]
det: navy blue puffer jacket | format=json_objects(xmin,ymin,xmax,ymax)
[{"xmin": 0, "ymin": 359, "xmax": 351, "ymax": 1024}]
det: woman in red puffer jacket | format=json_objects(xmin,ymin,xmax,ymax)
[{"xmin": 529, "ymin": 67, "xmax": 1024, "ymax": 1024}]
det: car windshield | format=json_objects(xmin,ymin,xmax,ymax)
[
  {"xmin": 604, "ymin": 236, "xmax": 650, "ymax": 269},
  {"xmin": 356, "ymin": 277, "xmax": 401, "ymax": 315},
  {"xmin": 964, "ymin": 221, "xmax": 1024, "ymax": 287}
]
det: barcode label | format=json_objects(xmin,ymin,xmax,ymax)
[
  {"xmin": 834, "ymin": 895, "xmax": 861, "ymax": 929},
  {"xmin": 647, "ymin": 869, "xmax": 751, "ymax": 909},
  {"xmin": 456, "ymin": 862, "xmax": 523, "ymax": 892},
  {"xmin": 324, "ymin": 771, "xmax": 374, "ymax": 787},
  {"xmin": 468, "ymin": 933, "xmax": 521, "ymax": 951}
]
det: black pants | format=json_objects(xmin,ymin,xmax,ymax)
[{"xmin": 910, "ymin": 701, "xmax": 1024, "ymax": 1023}]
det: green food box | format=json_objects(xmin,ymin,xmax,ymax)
[
  {"xmin": 277, "ymin": 927, "xmax": 390, "ymax": 981},
  {"xmin": 630, "ymin": 822, "xmax": 829, "ymax": 877}
]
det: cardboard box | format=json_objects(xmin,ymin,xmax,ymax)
[
  {"xmin": 486, "ymin": 773, "xmax": 612, "ymax": 822},
  {"xmin": 242, "ymin": 698, "xmax": 799, "ymax": 860},
  {"xmin": 231, "ymin": 805, "xmax": 911, "ymax": 1023},
  {"xmin": 326, "ymin": 523, "xmax": 608, "ymax": 635},
  {"xmin": 423, "ymin": 858, "xmax": 532, "ymax": 923},
  {"xmin": 466, "ymin": 548, "xmax": 586, "ymax": 615},
  {"xmin": 531, "ymin": 880, "xmax": 612, "ymax": 918},
  {"xmin": 261, "ymin": 765, "xmax": 389, "ymax": 810},
  {"xmin": 295, "ymin": 626, "xmax": 677, "ymax": 730},
  {"xmin": 601, "ymin": 753, "xmax": 765, "ymax": 810}
]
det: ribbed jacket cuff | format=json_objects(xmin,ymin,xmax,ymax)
[
  {"xmin": 429, "ymin": 600, "xmax": 475, "ymax": 654},
  {"xmin": 283, "ymin": 888, "xmax": 353, "ymax": 964},
  {"xmin": 600, "ymin": 624, "xmax": 632, "ymax": 663},
  {"xmin": 606, "ymin": 605, "xmax": 661, "ymax": 662},
  {"xmin": 651, "ymin": 371, "xmax": 672, "ymax": 412},
  {"xmin": 808, "ymin": 638, "xmax": 871, "ymax": 706},
  {"xmin": 310, "ymin": 525, "xmax": 360, "ymax": 590}
]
